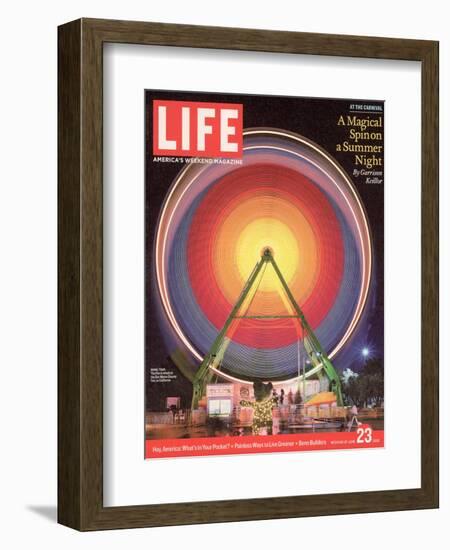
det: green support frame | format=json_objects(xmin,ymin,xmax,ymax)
[{"xmin": 191, "ymin": 248, "xmax": 343, "ymax": 408}]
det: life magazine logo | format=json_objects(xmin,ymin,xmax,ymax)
[{"xmin": 153, "ymin": 100, "xmax": 243, "ymax": 158}]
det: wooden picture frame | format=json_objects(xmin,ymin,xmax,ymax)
[{"xmin": 58, "ymin": 18, "xmax": 439, "ymax": 531}]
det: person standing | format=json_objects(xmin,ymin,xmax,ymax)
[
  {"xmin": 287, "ymin": 389, "xmax": 294, "ymax": 405},
  {"xmin": 348, "ymin": 404, "xmax": 360, "ymax": 431},
  {"xmin": 272, "ymin": 388, "xmax": 279, "ymax": 405}
]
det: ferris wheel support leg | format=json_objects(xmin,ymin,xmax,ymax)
[
  {"xmin": 191, "ymin": 258, "xmax": 265, "ymax": 410},
  {"xmin": 191, "ymin": 357, "xmax": 210, "ymax": 409},
  {"xmin": 269, "ymin": 254, "xmax": 344, "ymax": 407}
]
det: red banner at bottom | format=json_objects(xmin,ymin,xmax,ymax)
[{"xmin": 146, "ymin": 429, "xmax": 384, "ymax": 459}]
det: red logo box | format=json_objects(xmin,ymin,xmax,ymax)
[{"xmin": 153, "ymin": 100, "xmax": 243, "ymax": 158}]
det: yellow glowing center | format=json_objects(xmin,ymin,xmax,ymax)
[
  {"xmin": 236, "ymin": 218, "xmax": 298, "ymax": 291},
  {"xmin": 213, "ymin": 195, "xmax": 319, "ymax": 312}
]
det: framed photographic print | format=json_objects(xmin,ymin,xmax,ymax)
[{"xmin": 58, "ymin": 18, "xmax": 439, "ymax": 530}]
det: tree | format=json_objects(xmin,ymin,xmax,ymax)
[
  {"xmin": 342, "ymin": 367, "xmax": 358, "ymax": 384},
  {"xmin": 341, "ymin": 358, "xmax": 384, "ymax": 408},
  {"xmin": 361, "ymin": 358, "xmax": 384, "ymax": 407}
]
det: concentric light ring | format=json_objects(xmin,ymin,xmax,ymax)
[{"xmin": 154, "ymin": 128, "xmax": 372, "ymax": 382}]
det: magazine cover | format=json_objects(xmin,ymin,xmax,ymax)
[{"xmin": 145, "ymin": 90, "xmax": 384, "ymax": 459}]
